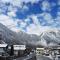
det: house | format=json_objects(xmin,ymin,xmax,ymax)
[
  {"xmin": 0, "ymin": 44, "xmax": 8, "ymax": 56},
  {"xmin": 36, "ymin": 48, "xmax": 44, "ymax": 55},
  {"xmin": 13, "ymin": 45, "xmax": 26, "ymax": 57}
]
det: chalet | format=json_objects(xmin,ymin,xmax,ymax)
[
  {"xmin": 0, "ymin": 44, "xmax": 8, "ymax": 56},
  {"xmin": 36, "ymin": 48, "xmax": 44, "ymax": 55},
  {"xmin": 13, "ymin": 45, "xmax": 26, "ymax": 57}
]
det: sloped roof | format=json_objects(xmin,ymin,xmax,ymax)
[{"xmin": 0, "ymin": 44, "xmax": 7, "ymax": 47}]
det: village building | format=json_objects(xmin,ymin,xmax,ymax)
[
  {"xmin": 36, "ymin": 48, "xmax": 44, "ymax": 55},
  {"xmin": 0, "ymin": 44, "xmax": 8, "ymax": 56},
  {"xmin": 13, "ymin": 45, "xmax": 26, "ymax": 57}
]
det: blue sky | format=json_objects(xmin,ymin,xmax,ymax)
[{"xmin": 0, "ymin": 0, "xmax": 60, "ymax": 35}]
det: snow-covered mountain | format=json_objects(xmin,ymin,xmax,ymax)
[
  {"xmin": 17, "ymin": 29, "xmax": 60, "ymax": 47},
  {"xmin": 17, "ymin": 31, "xmax": 40, "ymax": 46},
  {"xmin": 0, "ymin": 23, "xmax": 21, "ymax": 44},
  {"xmin": 16, "ymin": 29, "xmax": 60, "ymax": 47},
  {"xmin": 0, "ymin": 23, "xmax": 60, "ymax": 47},
  {"xmin": 38, "ymin": 29, "xmax": 60, "ymax": 47},
  {"xmin": 0, "ymin": 23, "xmax": 39, "ymax": 46}
]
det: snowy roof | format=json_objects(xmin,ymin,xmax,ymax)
[
  {"xmin": 0, "ymin": 44, "xmax": 7, "ymax": 47},
  {"xmin": 36, "ymin": 48, "xmax": 44, "ymax": 50},
  {"xmin": 13, "ymin": 45, "xmax": 26, "ymax": 50}
]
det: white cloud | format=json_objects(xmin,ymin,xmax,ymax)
[
  {"xmin": 0, "ymin": 0, "xmax": 60, "ymax": 35},
  {"xmin": 22, "ymin": 5, "xmax": 29, "ymax": 11},
  {"xmin": 24, "ymin": 18, "xmax": 31, "ymax": 23},
  {"xmin": 43, "ymin": 13, "xmax": 52, "ymax": 20},
  {"xmin": 6, "ymin": 11, "xmax": 60, "ymax": 35},
  {"xmin": 7, "ymin": 11, "xmax": 16, "ymax": 17},
  {"xmin": 1, "ymin": 0, "xmax": 40, "ymax": 6},
  {"xmin": 25, "ymin": 12, "xmax": 60, "ymax": 35},
  {"xmin": 41, "ymin": 0, "xmax": 51, "ymax": 11},
  {"xmin": 8, "ymin": 5, "xmax": 17, "ymax": 12},
  {"xmin": 20, "ymin": 21, "xmax": 27, "ymax": 28},
  {"xmin": 0, "ymin": 14, "xmax": 18, "ymax": 32},
  {"xmin": 26, "ymin": 23, "xmax": 53, "ymax": 35},
  {"xmin": 39, "ymin": 12, "xmax": 60, "ymax": 27},
  {"xmin": 16, "ymin": 19, "xmax": 27, "ymax": 27},
  {"xmin": 29, "ymin": 15, "xmax": 40, "ymax": 26},
  {"xmin": 1, "ymin": 0, "xmax": 12, "ymax": 3},
  {"xmin": 23, "ymin": 0, "xmax": 40, "ymax": 3},
  {"xmin": 26, "ymin": 24, "xmax": 40, "ymax": 35},
  {"xmin": 43, "ymin": 12, "xmax": 54, "ymax": 24},
  {"xmin": 11, "ymin": 0, "xmax": 23, "ymax": 8},
  {"xmin": 12, "ymin": 0, "xmax": 39, "ymax": 4},
  {"xmin": 38, "ymin": 12, "xmax": 54, "ymax": 24}
]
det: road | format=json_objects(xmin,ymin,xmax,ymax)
[
  {"xmin": 14, "ymin": 53, "xmax": 36, "ymax": 60},
  {"xmin": 13, "ymin": 53, "xmax": 53, "ymax": 60},
  {"xmin": 36, "ymin": 55, "xmax": 52, "ymax": 60}
]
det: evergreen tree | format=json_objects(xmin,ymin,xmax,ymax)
[{"xmin": 10, "ymin": 45, "xmax": 14, "ymax": 56}]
